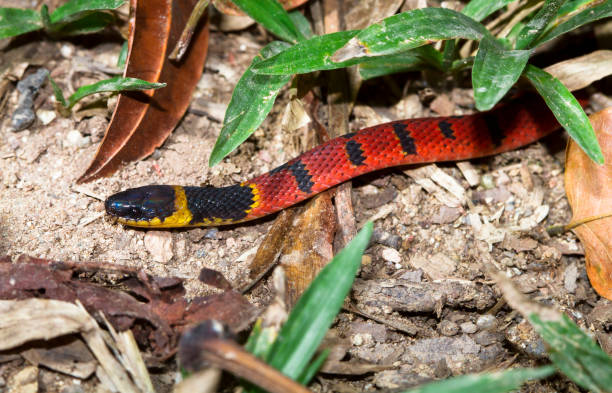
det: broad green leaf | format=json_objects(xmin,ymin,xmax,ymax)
[
  {"xmin": 66, "ymin": 76, "xmax": 165, "ymax": 108},
  {"xmin": 472, "ymin": 36, "xmax": 530, "ymax": 110},
  {"xmin": 401, "ymin": 367, "xmax": 555, "ymax": 393},
  {"xmin": 358, "ymin": 45, "xmax": 442, "ymax": 80},
  {"xmin": 49, "ymin": 0, "xmax": 124, "ymax": 24},
  {"xmin": 266, "ymin": 222, "xmax": 373, "ymax": 379},
  {"xmin": 332, "ymin": 8, "xmax": 491, "ymax": 62},
  {"xmin": 231, "ymin": 0, "xmax": 303, "ymax": 43},
  {"xmin": 288, "ymin": 10, "xmax": 313, "ymax": 39},
  {"xmin": 461, "ymin": 0, "xmax": 517, "ymax": 22},
  {"xmin": 529, "ymin": 314, "xmax": 612, "ymax": 393},
  {"xmin": 515, "ymin": 0, "xmax": 567, "ymax": 49},
  {"xmin": 209, "ymin": 41, "xmax": 291, "ymax": 166},
  {"xmin": 531, "ymin": 0, "xmax": 612, "ymax": 47},
  {"xmin": 359, "ymin": 52, "xmax": 426, "ymax": 80},
  {"xmin": 0, "ymin": 7, "xmax": 41, "ymax": 39},
  {"xmin": 54, "ymin": 12, "xmax": 114, "ymax": 35},
  {"xmin": 49, "ymin": 77, "xmax": 68, "ymax": 107},
  {"xmin": 524, "ymin": 64, "xmax": 603, "ymax": 164},
  {"xmin": 252, "ymin": 30, "xmax": 360, "ymax": 75}
]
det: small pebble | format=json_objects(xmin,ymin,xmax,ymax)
[
  {"xmin": 476, "ymin": 314, "xmax": 497, "ymax": 330},
  {"xmin": 144, "ymin": 231, "xmax": 174, "ymax": 263},
  {"xmin": 205, "ymin": 228, "xmax": 219, "ymax": 239},
  {"xmin": 481, "ymin": 173, "xmax": 495, "ymax": 189},
  {"xmin": 36, "ymin": 109, "xmax": 56, "ymax": 125},
  {"xmin": 460, "ymin": 322, "xmax": 478, "ymax": 334},
  {"xmin": 381, "ymin": 247, "xmax": 402, "ymax": 263},
  {"xmin": 371, "ymin": 229, "xmax": 402, "ymax": 249},
  {"xmin": 438, "ymin": 320, "xmax": 459, "ymax": 336},
  {"xmin": 60, "ymin": 44, "xmax": 75, "ymax": 58},
  {"xmin": 65, "ymin": 130, "xmax": 91, "ymax": 148}
]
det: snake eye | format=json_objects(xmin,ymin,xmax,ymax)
[{"xmin": 105, "ymin": 185, "xmax": 176, "ymax": 222}]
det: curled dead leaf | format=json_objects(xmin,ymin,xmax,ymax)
[{"xmin": 565, "ymin": 107, "xmax": 612, "ymax": 299}]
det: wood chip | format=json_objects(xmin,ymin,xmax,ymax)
[{"xmin": 456, "ymin": 161, "xmax": 480, "ymax": 187}]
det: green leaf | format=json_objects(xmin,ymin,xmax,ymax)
[
  {"xmin": 231, "ymin": 0, "xmax": 303, "ymax": 43},
  {"xmin": 359, "ymin": 51, "xmax": 426, "ymax": 80},
  {"xmin": 66, "ymin": 76, "xmax": 165, "ymax": 109},
  {"xmin": 40, "ymin": 4, "xmax": 52, "ymax": 31},
  {"xmin": 529, "ymin": 314, "xmax": 612, "ymax": 393},
  {"xmin": 358, "ymin": 45, "xmax": 442, "ymax": 80},
  {"xmin": 245, "ymin": 320, "xmax": 277, "ymax": 360},
  {"xmin": 49, "ymin": 0, "xmax": 124, "ymax": 24},
  {"xmin": 401, "ymin": 367, "xmax": 555, "ymax": 393},
  {"xmin": 209, "ymin": 41, "xmax": 291, "ymax": 166},
  {"xmin": 524, "ymin": 64, "xmax": 603, "ymax": 164},
  {"xmin": 288, "ymin": 10, "xmax": 313, "ymax": 39},
  {"xmin": 461, "ymin": 0, "xmax": 517, "ymax": 22},
  {"xmin": 117, "ymin": 40, "xmax": 128, "ymax": 68},
  {"xmin": 297, "ymin": 349, "xmax": 329, "ymax": 385},
  {"xmin": 49, "ymin": 77, "xmax": 68, "ymax": 108},
  {"xmin": 0, "ymin": 7, "xmax": 42, "ymax": 39},
  {"xmin": 54, "ymin": 12, "xmax": 114, "ymax": 35},
  {"xmin": 266, "ymin": 222, "xmax": 373, "ymax": 379},
  {"xmin": 252, "ymin": 30, "xmax": 360, "ymax": 75},
  {"xmin": 332, "ymin": 8, "xmax": 491, "ymax": 62},
  {"xmin": 472, "ymin": 36, "xmax": 530, "ymax": 110},
  {"xmin": 515, "ymin": 0, "xmax": 568, "ymax": 49},
  {"xmin": 531, "ymin": 0, "xmax": 612, "ymax": 47}
]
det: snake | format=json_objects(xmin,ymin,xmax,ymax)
[{"xmin": 105, "ymin": 94, "xmax": 564, "ymax": 228}]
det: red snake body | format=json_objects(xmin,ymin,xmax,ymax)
[{"xmin": 105, "ymin": 95, "xmax": 562, "ymax": 227}]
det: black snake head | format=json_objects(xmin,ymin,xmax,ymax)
[{"xmin": 105, "ymin": 185, "xmax": 185, "ymax": 227}]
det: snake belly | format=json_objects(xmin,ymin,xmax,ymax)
[{"xmin": 105, "ymin": 95, "xmax": 561, "ymax": 228}]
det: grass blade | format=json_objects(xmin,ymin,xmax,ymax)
[
  {"xmin": 529, "ymin": 314, "xmax": 612, "ymax": 393},
  {"xmin": 515, "ymin": 0, "xmax": 567, "ymax": 49},
  {"xmin": 66, "ymin": 76, "xmax": 165, "ymax": 109},
  {"xmin": 524, "ymin": 64, "xmax": 603, "ymax": 164},
  {"xmin": 209, "ymin": 41, "xmax": 291, "ymax": 166},
  {"xmin": 0, "ymin": 7, "xmax": 42, "ymax": 39},
  {"xmin": 265, "ymin": 222, "xmax": 373, "ymax": 380},
  {"xmin": 231, "ymin": 0, "xmax": 303, "ymax": 43},
  {"xmin": 49, "ymin": 0, "xmax": 124, "ymax": 24},
  {"xmin": 333, "ymin": 8, "xmax": 490, "ymax": 62},
  {"xmin": 461, "ymin": 0, "xmax": 517, "ymax": 22},
  {"xmin": 401, "ymin": 367, "xmax": 555, "ymax": 393},
  {"xmin": 531, "ymin": 0, "xmax": 612, "ymax": 47},
  {"xmin": 472, "ymin": 36, "xmax": 530, "ymax": 110},
  {"xmin": 252, "ymin": 30, "xmax": 360, "ymax": 75},
  {"xmin": 49, "ymin": 77, "xmax": 68, "ymax": 108}
]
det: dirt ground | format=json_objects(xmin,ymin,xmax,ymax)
[{"xmin": 1, "ymin": 3, "xmax": 612, "ymax": 393}]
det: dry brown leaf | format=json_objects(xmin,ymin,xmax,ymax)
[
  {"xmin": 565, "ymin": 107, "xmax": 612, "ymax": 299},
  {"xmin": 78, "ymin": 0, "xmax": 210, "ymax": 182},
  {"xmin": 544, "ymin": 50, "xmax": 612, "ymax": 92}
]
